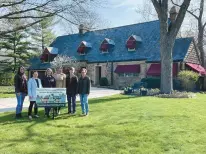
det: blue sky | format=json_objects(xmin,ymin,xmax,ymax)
[
  {"xmin": 54, "ymin": 0, "xmax": 145, "ymax": 36},
  {"xmin": 98, "ymin": 0, "xmax": 145, "ymax": 27}
]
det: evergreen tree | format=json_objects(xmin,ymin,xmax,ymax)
[
  {"xmin": 0, "ymin": 29, "xmax": 38, "ymax": 72},
  {"xmin": 31, "ymin": 14, "xmax": 56, "ymax": 54}
]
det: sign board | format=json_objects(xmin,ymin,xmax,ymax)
[{"xmin": 36, "ymin": 88, "xmax": 66, "ymax": 107}]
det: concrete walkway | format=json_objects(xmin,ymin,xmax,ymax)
[{"xmin": 0, "ymin": 87, "xmax": 121, "ymax": 113}]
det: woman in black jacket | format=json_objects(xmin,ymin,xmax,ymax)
[
  {"xmin": 42, "ymin": 68, "xmax": 56, "ymax": 117},
  {"xmin": 66, "ymin": 67, "xmax": 78, "ymax": 114},
  {"xmin": 77, "ymin": 68, "xmax": 90, "ymax": 116},
  {"xmin": 14, "ymin": 66, "xmax": 27, "ymax": 119}
]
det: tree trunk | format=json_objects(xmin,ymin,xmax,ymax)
[
  {"xmin": 197, "ymin": 24, "xmax": 205, "ymax": 66},
  {"xmin": 160, "ymin": 33, "xmax": 176, "ymax": 94}
]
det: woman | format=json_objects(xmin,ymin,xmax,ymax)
[
  {"xmin": 14, "ymin": 66, "xmax": 27, "ymax": 119},
  {"xmin": 42, "ymin": 68, "xmax": 56, "ymax": 117},
  {"xmin": 78, "ymin": 68, "xmax": 91, "ymax": 116},
  {"xmin": 28, "ymin": 71, "xmax": 42, "ymax": 120},
  {"xmin": 53, "ymin": 67, "xmax": 66, "ymax": 114},
  {"xmin": 66, "ymin": 67, "xmax": 78, "ymax": 114}
]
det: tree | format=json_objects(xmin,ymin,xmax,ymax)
[
  {"xmin": 0, "ymin": 0, "xmax": 105, "ymax": 36},
  {"xmin": 171, "ymin": 0, "xmax": 206, "ymax": 66},
  {"xmin": 31, "ymin": 14, "xmax": 56, "ymax": 54},
  {"xmin": 50, "ymin": 55, "xmax": 80, "ymax": 69},
  {"xmin": 151, "ymin": 0, "xmax": 191, "ymax": 93},
  {"xmin": 0, "ymin": 29, "xmax": 37, "ymax": 72}
]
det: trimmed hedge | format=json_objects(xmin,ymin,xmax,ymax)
[
  {"xmin": 141, "ymin": 77, "xmax": 181, "ymax": 90},
  {"xmin": 99, "ymin": 77, "xmax": 109, "ymax": 86}
]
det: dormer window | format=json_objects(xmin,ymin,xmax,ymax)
[
  {"xmin": 100, "ymin": 38, "xmax": 115, "ymax": 53},
  {"xmin": 40, "ymin": 47, "xmax": 58, "ymax": 63},
  {"xmin": 77, "ymin": 41, "xmax": 92, "ymax": 55},
  {"xmin": 126, "ymin": 35, "xmax": 142, "ymax": 51}
]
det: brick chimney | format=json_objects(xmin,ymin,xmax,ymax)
[
  {"xmin": 169, "ymin": 6, "xmax": 179, "ymax": 23},
  {"xmin": 79, "ymin": 24, "xmax": 89, "ymax": 35}
]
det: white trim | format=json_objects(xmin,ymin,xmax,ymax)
[
  {"xmin": 101, "ymin": 50, "xmax": 109, "ymax": 54},
  {"xmin": 79, "ymin": 53, "xmax": 86, "ymax": 56},
  {"xmin": 128, "ymin": 48, "xmax": 136, "ymax": 51}
]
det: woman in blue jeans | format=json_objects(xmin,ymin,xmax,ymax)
[
  {"xmin": 77, "ymin": 68, "xmax": 90, "ymax": 116},
  {"xmin": 14, "ymin": 66, "xmax": 27, "ymax": 119}
]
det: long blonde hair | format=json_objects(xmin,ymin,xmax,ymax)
[{"xmin": 45, "ymin": 68, "xmax": 53, "ymax": 76}]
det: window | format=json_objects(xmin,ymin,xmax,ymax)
[
  {"xmin": 40, "ymin": 54, "xmax": 49, "ymax": 63},
  {"xmin": 126, "ymin": 35, "xmax": 142, "ymax": 51},
  {"xmin": 100, "ymin": 38, "xmax": 115, "ymax": 53},
  {"xmin": 118, "ymin": 73, "xmax": 138, "ymax": 77},
  {"xmin": 77, "ymin": 41, "xmax": 92, "ymax": 55}
]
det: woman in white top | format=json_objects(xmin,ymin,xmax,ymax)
[{"xmin": 28, "ymin": 71, "xmax": 42, "ymax": 120}]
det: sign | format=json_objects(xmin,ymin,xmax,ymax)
[{"xmin": 36, "ymin": 88, "xmax": 66, "ymax": 107}]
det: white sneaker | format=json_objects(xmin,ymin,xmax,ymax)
[
  {"xmin": 28, "ymin": 116, "xmax": 32, "ymax": 120},
  {"xmin": 34, "ymin": 115, "xmax": 39, "ymax": 118}
]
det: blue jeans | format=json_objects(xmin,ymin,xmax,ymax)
[
  {"xmin": 67, "ymin": 95, "xmax": 76, "ymax": 113},
  {"xmin": 79, "ymin": 94, "xmax": 89, "ymax": 114},
  {"xmin": 16, "ymin": 92, "xmax": 26, "ymax": 114}
]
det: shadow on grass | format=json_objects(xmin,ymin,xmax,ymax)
[
  {"xmin": 0, "ymin": 109, "xmax": 48, "ymax": 124},
  {"xmin": 89, "ymin": 94, "xmax": 137, "ymax": 104}
]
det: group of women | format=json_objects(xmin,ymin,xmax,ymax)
[{"xmin": 14, "ymin": 66, "xmax": 90, "ymax": 120}]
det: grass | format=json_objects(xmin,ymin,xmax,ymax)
[
  {"xmin": 1, "ymin": 94, "xmax": 206, "ymax": 153},
  {"xmin": 0, "ymin": 86, "xmax": 15, "ymax": 98}
]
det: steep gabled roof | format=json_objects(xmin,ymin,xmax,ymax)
[{"xmin": 49, "ymin": 20, "xmax": 192, "ymax": 63}]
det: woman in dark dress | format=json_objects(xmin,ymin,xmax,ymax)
[{"xmin": 42, "ymin": 68, "xmax": 56, "ymax": 118}]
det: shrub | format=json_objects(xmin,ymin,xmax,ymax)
[
  {"xmin": 0, "ymin": 73, "xmax": 15, "ymax": 86},
  {"xmin": 141, "ymin": 78, "xmax": 181, "ymax": 90},
  {"xmin": 99, "ymin": 77, "xmax": 109, "ymax": 86},
  {"xmin": 141, "ymin": 78, "xmax": 160, "ymax": 88},
  {"xmin": 156, "ymin": 91, "xmax": 196, "ymax": 98},
  {"xmin": 178, "ymin": 71, "xmax": 199, "ymax": 91}
]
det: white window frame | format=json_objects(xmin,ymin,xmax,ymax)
[
  {"xmin": 128, "ymin": 48, "xmax": 136, "ymax": 51},
  {"xmin": 118, "ymin": 73, "xmax": 139, "ymax": 77}
]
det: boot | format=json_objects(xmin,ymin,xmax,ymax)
[
  {"xmin": 19, "ymin": 113, "xmax": 23, "ymax": 118},
  {"xmin": 15, "ymin": 113, "xmax": 20, "ymax": 119}
]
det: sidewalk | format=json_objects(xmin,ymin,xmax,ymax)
[{"xmin": 0, "ymin": 87, "xmax": 121, "ymax": 113}]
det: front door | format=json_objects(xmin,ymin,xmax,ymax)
[{"xmin": 95, "ymin": 66, "xmax": 101, "ymax": 85}]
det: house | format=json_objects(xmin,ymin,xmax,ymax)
[{"xmin": 29, "ymin": 19, "xmax": 205, "ymax": 89}]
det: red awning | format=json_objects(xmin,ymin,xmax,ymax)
[
  {"xmin": 186, "ymin": 63, "xmax": 206, "ymax": 75},
  {"xmin": 146, "ymin": 63, "xmax": 178, "ymax": 76},
  {"xmin": 114, "ymin": 64, "xmax": 140, "ymax": 73}
]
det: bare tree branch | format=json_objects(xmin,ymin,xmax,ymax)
[
  {"xmin": 0, "ymin": 0, "xmax": 26, "ymax": 8},
  {"xmin": 0, "ymin": 19, "xmax": 44, "ymax": 36},
  {"xmin": 171, "ymin": 0, "xmax": 199, "ymax": 20},
  {"xmin": 169, "ymin": 0, "xmax": 191, "ymax": 37},
  {"xmin": 0, "ymin": 0, "xmax": 53, "ymax": 19}
]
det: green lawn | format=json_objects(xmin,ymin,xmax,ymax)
[
  {"xmin": 0, "ymin": 86, "xmax": 15, "ymax": 98},
  {"xmin": 1, "ymin": 94, "xmax": 206, "ymax": 154}
]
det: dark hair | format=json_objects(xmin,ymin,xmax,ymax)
[
  {"xmin": 31, "ymin": 70, "xmax": 38, "ymax": 76},
  {"xmin": 17, "ymin": 66, "xmax": 25, "ymax": 75}
]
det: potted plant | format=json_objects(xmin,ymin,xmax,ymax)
[
  {"xmin": 124, "ymin": 86, "xmax": 133, "ymax": 94},
  {"xmin": 140, "ymin": 86, "xmax": 147, "ymax": 96}
]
